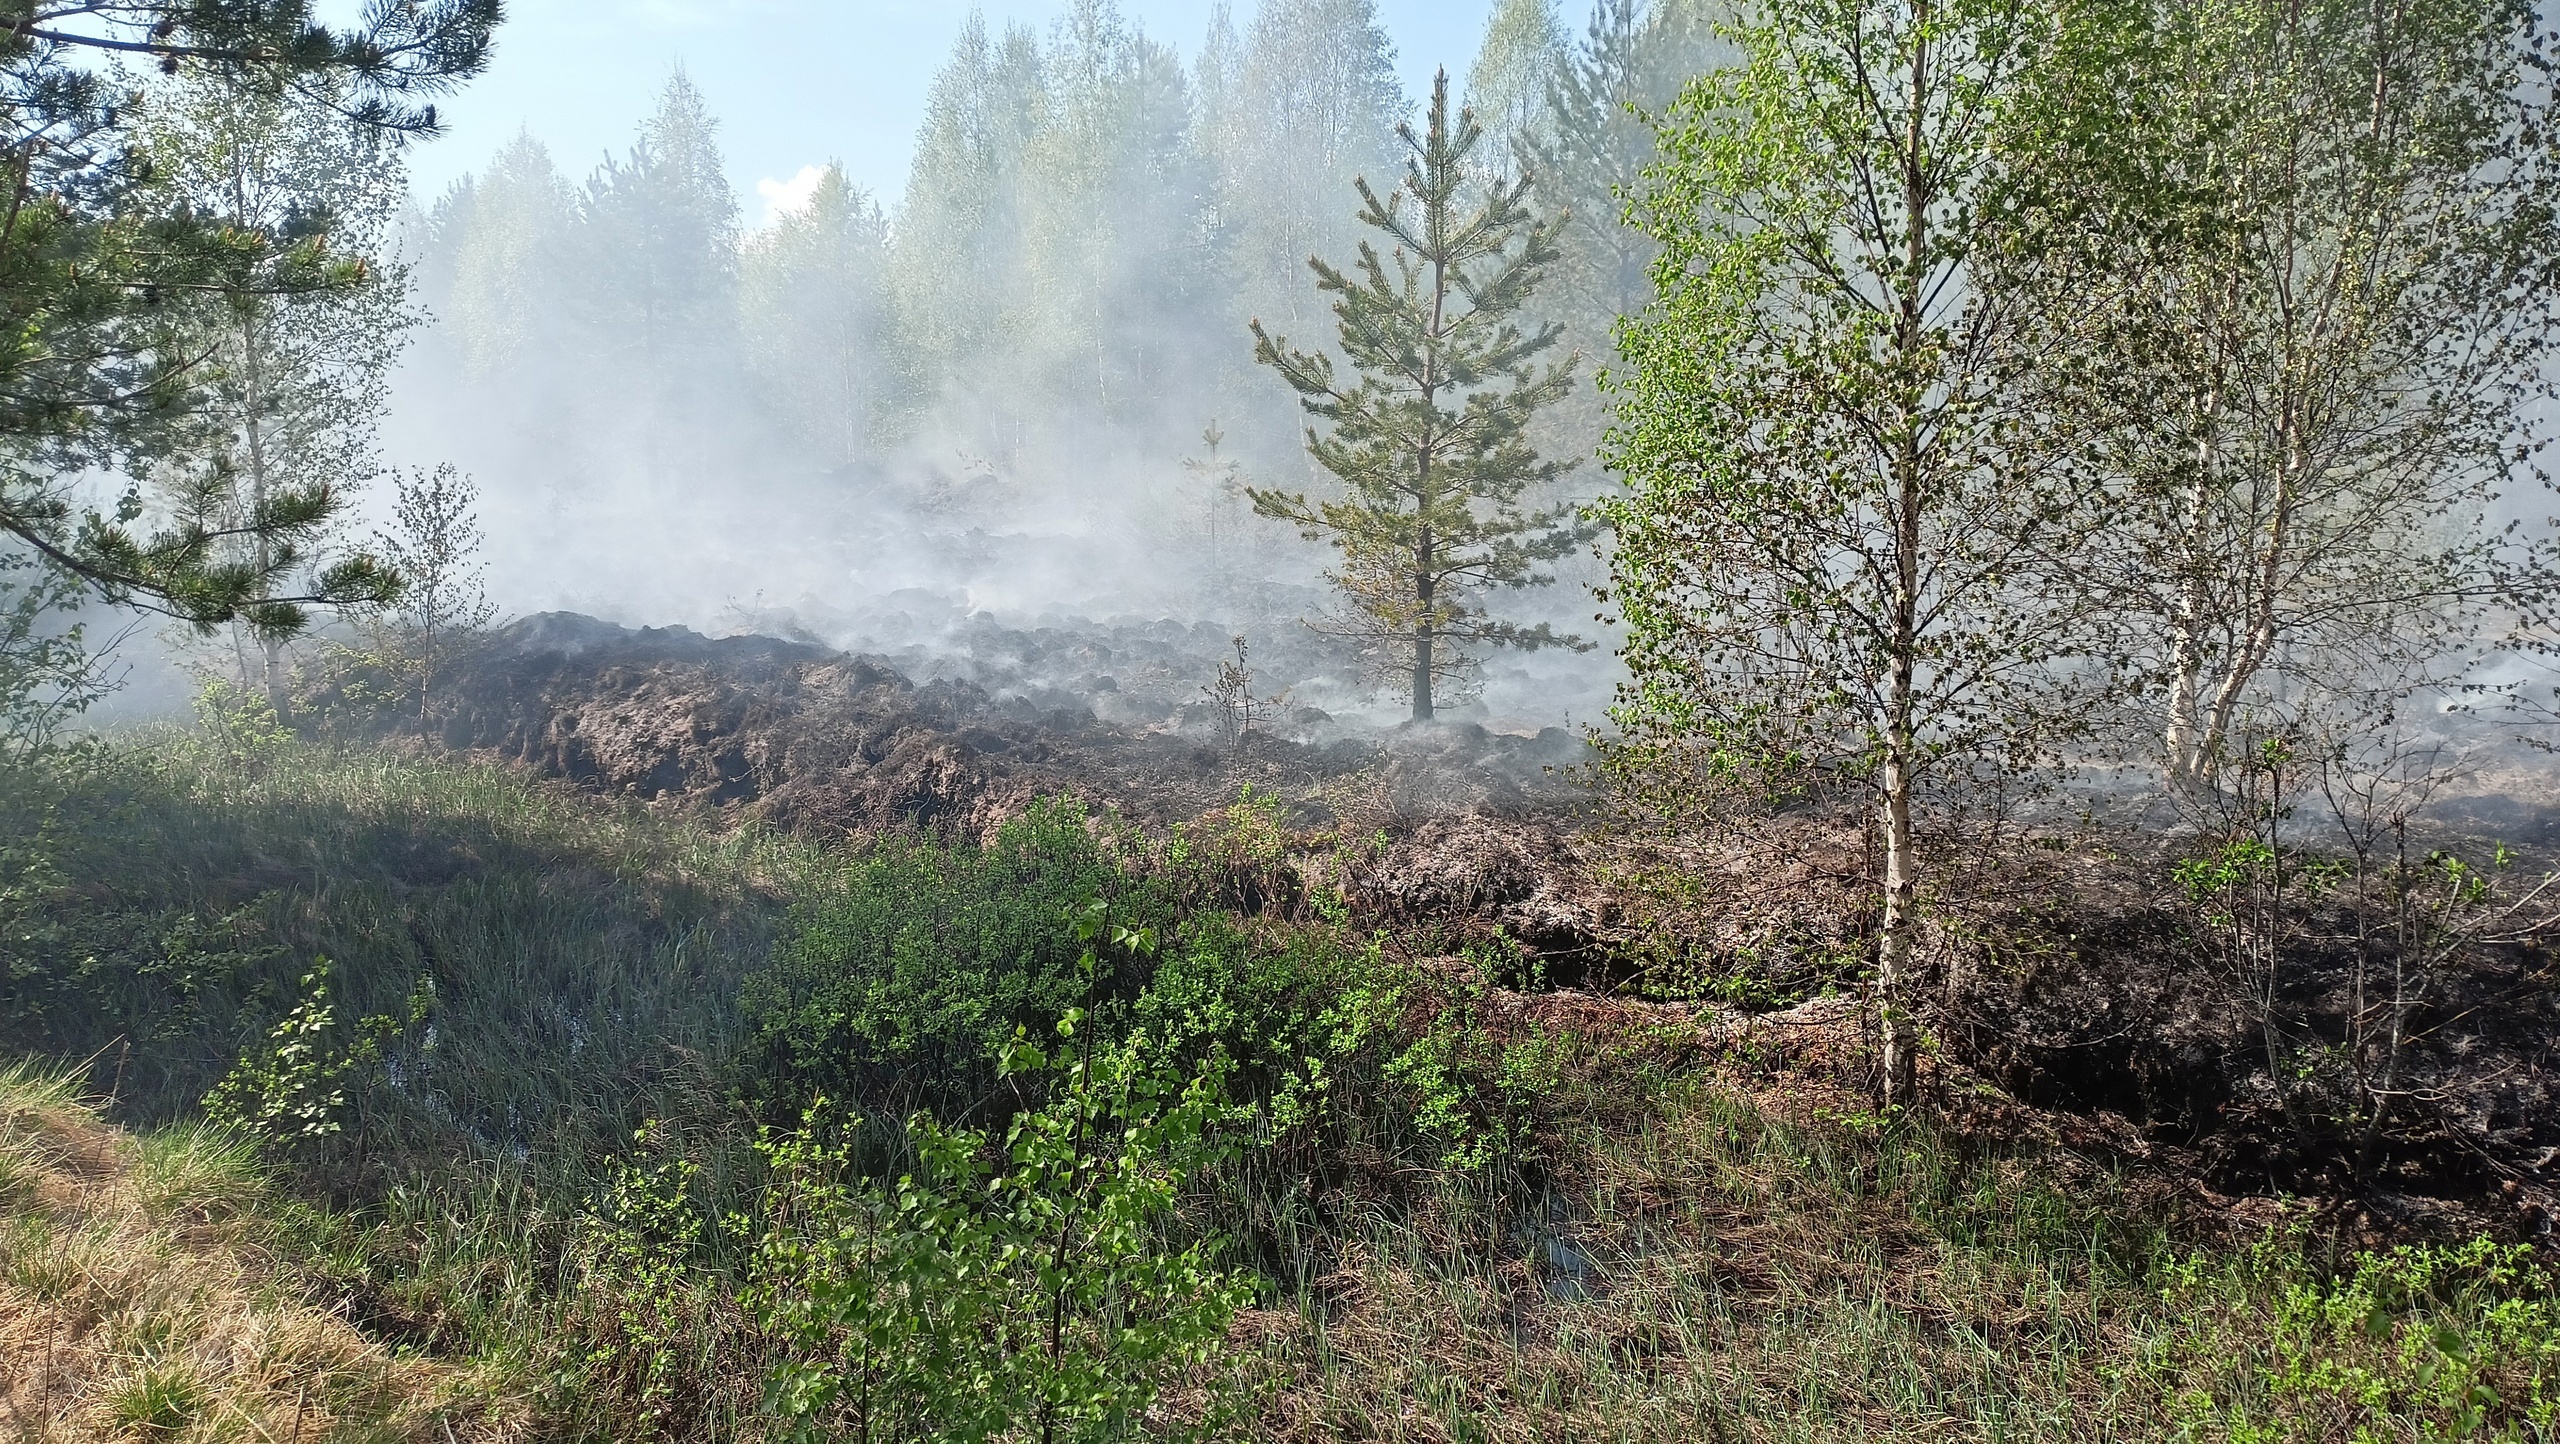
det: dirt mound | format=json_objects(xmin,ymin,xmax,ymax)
[{"xmin": 385, "ymin": 613, "xmax": 1590, "ymax": 842}]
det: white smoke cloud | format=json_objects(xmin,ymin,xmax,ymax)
[{"xmin": 754, "ymin": 163, "xmax": 825, "ymax": 227}]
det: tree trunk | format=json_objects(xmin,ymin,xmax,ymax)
[
  {"xmin": 2163, "ymin": 390, "xmax": 2222, "ymax": 790},
  {"xmin": 241, "ymin": 307, "xmax": 288, "ymax": 719},
  {"xmin": 1878, "ymin": 750, "xmax": 1920, "ymax": 1106},
  {"xmin": 1875, "ymin": 17, "xmax": 1931, "ymax": 1110},
  {"xmin": 1413, "ymin": 564, "xmax": 1436, "ymax": 723},
  {"xmin": 2195, "ymin": 430, "xmax": 2299, "ymax": 781}
]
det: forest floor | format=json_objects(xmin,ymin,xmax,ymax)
[
  {"xmin": 308, "ymin": 613, "xmax": 2560, "ymax": 1229},
  {"xmin": 0, "ymin": 620, "xmax": 2553, "ymax": 1438}
]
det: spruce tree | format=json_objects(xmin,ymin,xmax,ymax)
[{"xmin": 1250, "ymin": 73, "xmax": 1581, "ymax": 723}]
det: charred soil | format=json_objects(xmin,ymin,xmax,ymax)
[{"xmin": 308, "ymin": 614, "xmax": 2557, "ymax": 1241}]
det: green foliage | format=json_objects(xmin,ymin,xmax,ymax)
[
  {"xmin": 189, "ymin": 678, "xmax": 299, "ymax": 771},
  {"xmin": 1462, "ymin": 0, "xmax": 1564, "ymax": 180},
  {"xmin": 1132, "ymin": 915, "xmax": 1394, "ymax": 1148},
  {"xmin": 1525, "ymin": 0, "xmax": 1729, "ymax": 342},
  {"xmin": 740, "ymin": 798, "xmax": 1171, "ymax": 1116},
  {"xmin": 1601, "ymin": 0, "xmax": 2090, "ymax": 809},
  {"xmin": 201, "ymin": 958, "xmax": 428, "ymax": 1148},
  {"xmin": 2043, "ymin": 0, "xmax": 2560, "ymax": 789},
  {"xmin": 1380, "ymin": 962, "xmax": 1570, "ymax": 1173},
  {"xmin": 750, "ymin": 910, "xmax": 1251, "ymax": 1443},
  {"xmin": 2169, "ymin": 1236, "xmax": 2560, "ymax": 1441},
  {"xmin": 133, "ymin": 66, "xmax": 420, "ymax": 700},
  {"xmin": 1250, "ymin": 72, "xmax": 1584, "ymax": 720},
  {"xmin": 0, "ymin": 2, "xmax": 494, "ymax": 634},
  {"xmin": 741, "ymin": 164, "xmax": 894, "ymax": 467},
  {"xmin": 0, "ymin": 544, "xmax": 105, "ymax": 756},
  {"xmin": 1601, "ymin": 0, "xmax": 2109, "ymax": 1101},
  {"xmin": 362, "ymin": 462, "xmax": 497, "ymax": 729},
  {"xmin": 885, "ymin": 6, "xmax": 1218, "ymax": 440},
  {"xmin": 1163, "ymin": 785, "xmax": 1301, "ymax": 915},
  {"xmin": 583, "ymin": 1120, "xmax": 714, "ymax": 1428}
]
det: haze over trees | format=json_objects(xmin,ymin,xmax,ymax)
[
  {"xmin": 8, "ymin": 0, "xmax": 2560, "ymax": 1434},
  {"xmin": 396, "ymin": 1, "xmax": 1710, "ymax": 651}
]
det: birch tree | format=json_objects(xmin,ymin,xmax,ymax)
[
  {"xmin": 1464, "ymin": 0, "xmax": 1565, "ymax": 181},
  {"xmin": 1603, "ymin": 0, "xmax": 2091, "ymax": 1103},
  {"xmin": 2061, "ymin": 0, "xmax": 2560, "ymax": 791},
  {"xmin": 742, "ymin": 164, "xmax": 892, "ymax": 469},
  {"xmin": 369, "ymin": 464, "xmax": 495, "ymax": 730},
  {"xmin": 138, "ymin": 77, "xmax": 416, "ymax": 711}
]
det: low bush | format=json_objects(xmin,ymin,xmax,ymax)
[{"xmin": 738, "ymin": 797, "xmax": 1171, "ymax": 1119}]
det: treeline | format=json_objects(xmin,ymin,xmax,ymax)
[{"xmin": 405, "ymin": 0, "xmax": 1723, "ymax": 505}]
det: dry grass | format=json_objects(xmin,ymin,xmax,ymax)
[
  {"xmin": 1180, "ymin": 1070, "xmax": 2178, "ymax": 1444},
  {"xmin": 0, "ymin": 1062, "xmax": 523, "ymax": 1443}
]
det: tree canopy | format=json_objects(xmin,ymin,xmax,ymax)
[{"xmin": 0, "ymin": 0, "xmax": 498, "ymax": 634}]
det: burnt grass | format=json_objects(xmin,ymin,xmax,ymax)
[{"xmin": 309, "ymin": 612, "xmax": 2557, "ymax": 1246}]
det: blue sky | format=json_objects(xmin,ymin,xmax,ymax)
[{"xmin": 404, "ymin": 1, "xmax": 1497, "ymax": 221}]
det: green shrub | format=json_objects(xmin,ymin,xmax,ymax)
[
  {"xmin": 739, "ymin": 798, "xmax": 1170, "ymax": 1117},
  {"xmin": 750, "ymin": 906, "xmax": 1251, "ymax": 1443},
  {"xmin": 2170, "ymin": 1234, "xmax": 2560, "ymax": 1441},
  {"xmin": 201, "ymin": 959, "xmax": 429, "ymax": 1151},
  {"xmin": 1131, "ymin": 915, "xmax": 1393, "ymax": 1147}
]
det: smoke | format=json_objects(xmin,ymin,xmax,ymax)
[{"xmin": 371, "ymin": 1, "xmax": 1634, "ymax": 734}]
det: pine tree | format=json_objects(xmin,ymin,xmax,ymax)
[
  {"xmin": 0, "ymin": 0, "xmax": 493, "ymax": 634},
  {"xmin": 1250, "ymin": 74, "xmax": 1582, "ymax": 722},
  {"xmin": 1528, "ymin": 0, "xmax": 1728, "ymax": 339}
]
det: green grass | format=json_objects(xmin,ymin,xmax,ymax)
[
  {"xmin": 104, "ymin": 1364, "xmax": 208, "ymax": 1436},
  {"xmin": 1, "ymin": 730, "xmax": 823, "ymax": 1190},
  {"xmin": 2, "ymin": 730, "xmax": 2553, "ymax": 1442}
]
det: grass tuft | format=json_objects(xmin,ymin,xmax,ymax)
[{"xmin": 104, "ymin": 1363, "xmax": 207, "ymax": 1436}]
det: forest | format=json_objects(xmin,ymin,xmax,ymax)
[{"xmin": 3, "ymin": 0, "xmax": 2559, "ymax": 1439}]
